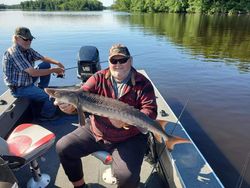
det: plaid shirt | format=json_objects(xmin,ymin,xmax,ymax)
[
  {"xmin": 2, "ymin": 44, "xmax": 43, "ymax": 87},
  {"xmin": 82, "ymin": 67, "xmax": 158, "ymax": 142}
]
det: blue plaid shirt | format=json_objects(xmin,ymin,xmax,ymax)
[{"xmin": 2, "ymin": 44, "xmax": 43, "ymax": 87}]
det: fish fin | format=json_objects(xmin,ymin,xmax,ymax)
[
  {"xmin": 156, "ymin": 119, "xmax": 168, "ymax": 130},
  {"xmin": 165, "ymin": 135, "xmax": 191, "ymax": 151},
  {"xmin": 121, "ymin": 123, "xmax": 137, "ymax": 131},
  {"xmin": 153, "ymin": 119, "xmax": 168, "ymax": 143},
  {"xmin": 154, "ymin": 133, "xmax": 163, "ymax": 143},
  {"xmin": 77, "ymin": 103, "xmax": 85, "ymax": 126},
  {"xmin": 45, "ymin": 88, "xmax": 57, "ymax": 98},
  {"xmin": 153, "ymin": 133, "xmax": 190, "ymax": 151},
  {"xmin": 136, "ymin": 126, "xmax": 148, "ymax": 134},
  {"xmin": 122, "ymin": 124, "xmax": 130, "ymax": 130}
]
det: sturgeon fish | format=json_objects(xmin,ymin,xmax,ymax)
[{"xmin": 45, "ymin": 88, "xmax": 190, "ymax": 150}]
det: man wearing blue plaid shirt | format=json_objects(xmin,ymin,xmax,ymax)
[{"xmin": 2, "ymin": 27, "xmax": 65, "ymax": 120}]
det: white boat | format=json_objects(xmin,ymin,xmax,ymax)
[{"xmin": 0, "ymin": 46, "xmax": 224, "ymax": 188}]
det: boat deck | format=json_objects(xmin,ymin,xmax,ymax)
[
  {"xmin": 13, "ymin": 113, "xmax": 170, "ymax": 188},
  {"xmin": 0, "ymin": 70, "xmax": 224, "ymax": 188}
]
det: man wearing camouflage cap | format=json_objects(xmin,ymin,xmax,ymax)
[
  {"xmin": 2, "ymin": 26, "xmax": 65, "ymax": 121},
  {"xmin": 55, "ymin": 44, "xmax": 157, "ymax": 188}
]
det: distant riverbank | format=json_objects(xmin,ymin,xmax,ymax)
[
  {"xmin": 1, "ymin": 0, "xmax": 250, "ymax": 14},
  {"xmin": 112, "ymin": 0, "xmax": 250, "ymax": 15},
  {"xmin": 0, "ymin": 0, "xmax": 104, "ymax": 11}
]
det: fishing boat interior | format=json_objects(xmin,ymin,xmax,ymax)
[{"xmin": 0, "ymin": 46, "xmax": 224, "ymax": 188}]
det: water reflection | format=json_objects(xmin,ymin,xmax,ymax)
[
  {"xmin": 1, "ymin": 10, "xmax": 250, "ymax": 187},
  {"xmin": 117, "ymin": 13, "xmax": 250, "ymax": 72}
]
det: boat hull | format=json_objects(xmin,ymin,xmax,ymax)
[{"xmin": 0, "ymin": 90, "xmax": 30, "ymax": 138}]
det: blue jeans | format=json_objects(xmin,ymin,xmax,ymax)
[
  {"xmin": 32, "ymin": 61, "xmax": 51, "ymax": 89},
  {"xmin": 12, "ymin": 62, "xmax": 56, "ymax": 118}
]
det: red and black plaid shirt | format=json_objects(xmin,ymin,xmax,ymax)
[{"xmin": 81, "ymin": 67, "xmax": 157, "ymax": 142}]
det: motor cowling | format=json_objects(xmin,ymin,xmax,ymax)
[{"xmin": 77, "ymin": 46, "xmax": 101, "ymax": 82}]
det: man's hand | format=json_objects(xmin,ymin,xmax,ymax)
[
  {"xmin": 56, "ymin": 62, "xmax": 65, "ymax": 77},
  {"xmin": 57, "ymin": 62, "xmax": 65, "ymax": 70},
  {"xmin": 109, "ymin": 118, "xmax": 130, "ymax": 129},
  {"xmin": 52, "ymin": 67, "xmax": 64, "ymax": 75},
  {"xmin": 54, "ymin": 100, "xmax": 76, "ymax": 114}
]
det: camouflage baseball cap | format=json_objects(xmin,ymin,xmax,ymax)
[
  {"xmin": 109, "ymin": 44, "xmax": 130, "ymax": 58},
  {"xmin": 15, "ymin": 27, "xmax": 35, "ymax": 40}
]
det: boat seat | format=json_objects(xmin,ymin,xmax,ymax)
[
  {"xmin": 91, "ymin": 151, "xmax": 113, "ymax": 165},
  {"xmin": 0, "ymin": 123, "xmax": 55, "ymax": 188},
  {"xmin": 91, "ymin": 151, "xmax": 117, "ymax": 184}
]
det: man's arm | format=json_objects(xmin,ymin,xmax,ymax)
[
  {"xmin": 25, "ymin": 56, "xmax": 65, "ymax": 77},
  {"xmin": 139, "ymin": 80, "xmax": 158, "ymax": 120},
  {"xmin": 41, "ymin": 56, "xmax": 65, "ymax": 69},
  {"xmin": 24, "ymin": 66, "xmax": 64, "ymax": 77}
]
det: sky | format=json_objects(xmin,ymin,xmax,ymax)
[{"xmin": 0, "ymin": 0, "xmax": 114, "ymax": 6}]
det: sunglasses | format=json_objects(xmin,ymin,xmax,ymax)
[
  {"xmin": 19, "ymin": 36, "xmax": 32, "ymax": 42},
  {"xmin": 110, "ymin": 57, "xmax": 129, "ymax": 65}
]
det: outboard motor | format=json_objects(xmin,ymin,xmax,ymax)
[{"xmin": 77, "ymin": 46, "xmax": 101, "ymax": 82}]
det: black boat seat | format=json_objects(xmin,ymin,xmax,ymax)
[
  {"xmin": 91, "ymin": 151, "xmax": 117, "ymax": 184},
  {"xmin": 1, "ymin": 123, "xmax": 55, "ymax": 188}
]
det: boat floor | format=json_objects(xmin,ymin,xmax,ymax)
[
  {"xmin": 3, "ymin": 70, "xmax": 223, "ymax": 187},
  {"xmin": 13, "ymin": 114, "xmax": 167, "ymax": 188}
]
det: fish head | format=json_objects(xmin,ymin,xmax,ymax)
[{"xmin": 45, "ymin": 88, "xmax": 79, "ymax": 106}]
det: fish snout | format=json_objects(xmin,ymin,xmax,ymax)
[{"xmin": 44, "ymin": 88, "xmax": 58, "ymax": 98}]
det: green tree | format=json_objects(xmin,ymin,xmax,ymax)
[
  {"xmin": 0, "ymin": 4, "xmax": 6, "ymax": 9},
  {"xmin": 20, "ymin": 0, "xmax": 103, "ymax": 11},
  {"xmin": 112, "ymin": 0, "xmax": 250, "ymax": 14},
  {"xmin": 113, "ymin": 0, "xmax": 131, "ymax": 11}
]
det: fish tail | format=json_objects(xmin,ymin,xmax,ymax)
[
  {"xmin": 154, "ymin": 119, "xmax": 191, "ymax": 151},
  {"xmin": 166, "ymin": 135, "xmax": 191, "ymax": 151},
  {"xmin": 154, "ymin": 133, "xmax": 190, "ymax": 151}
]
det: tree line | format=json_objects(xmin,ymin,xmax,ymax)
[
  {"xmin": 0, "ymin": 0, "xmax": 103, "ymax": 11},
  {"xmin": 1, "ymin": 0, "xmax": 250, "ymax": 14},
  {"xmin": 112, "ymin": 0, "xmax": 250, "ymax": 14},
  {"xmin": 0, "ymin": 4, "xmax": 20, "ymax": 9}
]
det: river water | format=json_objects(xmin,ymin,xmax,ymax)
[{"xmin": 0, "ymin": 10, "xmax": 250, "ymax": 187}]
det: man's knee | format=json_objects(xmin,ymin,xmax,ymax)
[
  {"xmin": 56, "ymin": 134, "xmax": 84, "ymax": 160},
  {"xmin": 114, "ymin": 169, "xmax": 139, "ymax": 188},
  {"xmin": 39, "ymin": 62, "xmax": 51, "ymax": 69},
  {"xmin": 56, "ymin": 136, "xmax": 70, "ymax": 158}
]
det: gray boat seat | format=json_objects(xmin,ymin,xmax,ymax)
[
  {"xmin": 91, "ymin": 151, "xmax": 117, "ymax": 184},
  {"xmin": 1, "ymin": 123, "xmax": 55, "ymax": 188}
]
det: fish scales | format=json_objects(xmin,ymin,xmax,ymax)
[
  {"xmin": 82, "ymin": 92, "xmax": 172, "ymax": 140},
  {"xmin": 46, "ymin": 89, "xmax": 170, "ymax": 141},
  {"xmin": 45, "ymin": 88, "xmax": 191, "ymax": 150}
]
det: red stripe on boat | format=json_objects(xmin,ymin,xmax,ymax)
[
  {"xmin": 13, "ymin": 123, "xmax": 33, "ymax": 132},
  {"xmin": 7, "ymin": 136, "xmax": 32, "ymax": 156},
  {"xmin": 27, "ymin": 134, "xmax": 55, "ymax": 152}
]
